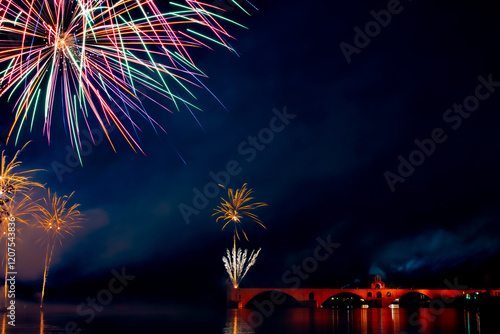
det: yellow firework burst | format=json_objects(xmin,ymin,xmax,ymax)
[
  {"xmin": 1, "ymin": 193, "xmax": 39, "ymax": 232},
  {"xmin": 0, "ymin": 142, "xmax": 44, "ymax": 217},
  {"xmin": 213, "ymin": 183, "xmax": 267, "ymax": 245},
  {"xmin": 34, "ymin": 189, "xmax": 84, "ymax": 308},
  {"xmin": 35, "ymin": 189, "xmax": 84, "ymax": 245}
]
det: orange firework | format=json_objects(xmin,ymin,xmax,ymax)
[
  {"xmin": 35, "ymin": 189, "xmax": 84, "ymax": 308},
  {"xmin": 213, "ymin": 183, "xmax": 267, "ymax": 247},
  {"xmin": 0, "ymin": 193, "xmax": 38, "ymax": 230},
  {"xmin": 0, "ymin": 142, "xmax": 43, "ymax": 218}
]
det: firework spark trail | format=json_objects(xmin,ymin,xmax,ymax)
[
  {"xmin": 40, "ymin": 242, "xmax": 54, "ymax": 309},
  {"xmin": 213, "ymin": 183, "xmax": 267, "ymax": 247},
  {"xmin": 0, "ymin": 0, "xmax": 254, "ymax": 156},
  {"xmin": 240, "ymin": 247, "xmax": 259, "ymax": 281},
  {"xmin": 222, "ymin": 247, "xmax": 233, "ymax": 285},
  {"xmin": 222, "ymin": 247, "xmax": 234, "ymax": 283},
  {"xmin": 222, "ymin": 246, "xmax": 260, "ymax": 288},
  {"xmin": 0, "ymin": 142, "xmax": 43, "ymax": 218},
  {"xmin": 34, "ymin": 189, "xmax": 84, "ymax": 308},
  {"xmin": 237, "ymin": 248, "xmax": 244, "ymax": 280}
]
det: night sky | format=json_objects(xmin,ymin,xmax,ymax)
[{"xmin": 1, "ymin": 0, "xmax": 500, "ymax": 307}]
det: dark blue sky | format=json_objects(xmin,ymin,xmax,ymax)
[{"xmin": 1, "ymin": 0, "xmax": 500, "ymax": 305}]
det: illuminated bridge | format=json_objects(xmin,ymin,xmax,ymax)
[{"xmin": 228, "ymin": 276, "xmax": 500, "ymax": 308}]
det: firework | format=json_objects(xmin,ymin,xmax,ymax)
[
  {"xmin": 0, "ymin": 0, "xmax": 253, "ymax": 156},
  {"xmin": 1, "ymin": 193, "xmax": 39, "ymax": 241},
  {"xmin": 222, "ymin": 246, "xmax": 260, "ymax": 288},
  {"xmin": 0, "ymin": 142, "xmax": 43, "ymax": 218},
  {"xmin": 213, "ymin": 183, "xmax": 267, "ymax": 246},
  {"xmin": 34, "ymin": 189, "xmax": 84, "ymax": 308}
]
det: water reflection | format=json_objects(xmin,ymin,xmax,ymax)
[
  {"xmin": 223, "ymin": 309, "xmax": 255, "ymax": 334},
  {"xmin": 476, "ymin": 311, "xmax": 480, "ymax": 334},
  {"xmin": 224, "ymin": 307, "xmax": 485, "ymax": 334},
  {"xmin": 464, "ymin": 309, "xmax": 483, "ymax": 334},
  {"xmin": 0, "ymin": 304, "xmax": 491, "ymax": 333},
  {"xmin": 40, "ymin": 311, "xmax": 44, "ymax": 334}
]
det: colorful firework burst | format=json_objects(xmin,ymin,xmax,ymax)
[
  {"xmin": 213, "ymin": 183, "xmax": 267, "ymax": 246},
  {"xmin": 0, "ymin": 0, "xmax": 253, "ymax": 155},
  {"xmin": 34, "ymin": 189, "xmax": 84, "ymax": 307}
]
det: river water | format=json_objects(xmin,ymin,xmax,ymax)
[{"xmin": 1, "ymin": 303, "xmax": 495, "ymax": 333}]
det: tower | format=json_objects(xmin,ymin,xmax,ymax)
[{"xmin": 371, "ymin": 275, "xmax": 385, "ymax": 289}]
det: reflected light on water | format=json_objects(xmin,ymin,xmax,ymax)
[
  {"xmin": 0, "ymin": 303, "xmax": 491, "ymax": 333},
  {"xmin": 40, "ymin": 311, "xmax": 44, "ymax": 334},
  {"xmin": 466, "ymin": 310, "xmax": 471, "ymax": 334},
  {"xmin": 464, "ymin": 309, "xmax": 483, "ymax": 334},
  {"xmin": 360, "ymin": 308, "xmax": 367, "ymax": 334},
  {"xmin": 223, "ymin": 307, "xmax": 487, "ymax": 334},
  {"xmin": 476, "ymin": 311, "xmax": 481, "ymax": 334},
  {"xmin": 223, "ymin": 309, "xmax": 255, "ymax": 334}
]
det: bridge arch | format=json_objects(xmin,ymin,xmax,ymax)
[
  {"xmin": 319, "ymin": 292, "xmax": 365, "ymax": 308},
  {"xmin": 397, "ymin": 291, "xmax": 433, "ymax": 307},
  {"xmin": 243, "ymin": 290, "xmax": 300, "ymax": 309}
]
